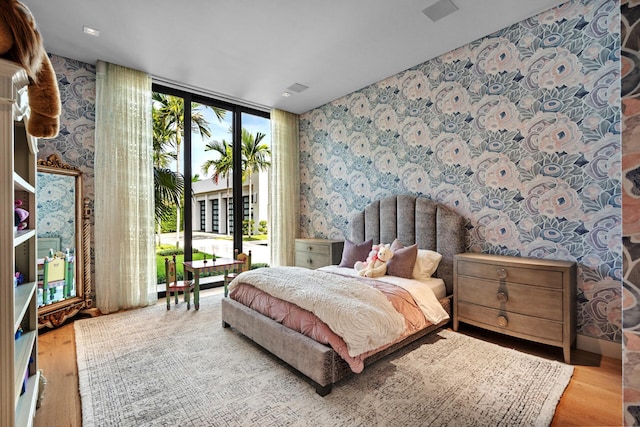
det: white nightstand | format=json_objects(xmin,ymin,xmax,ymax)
[{"xmin": 294, "ymin": 238, "xmax": 344, "ymax": 269}]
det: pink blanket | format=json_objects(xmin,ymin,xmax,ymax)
[{"xmin": 230, "ymin": 276, "xmax": 432, "ymax": 373}]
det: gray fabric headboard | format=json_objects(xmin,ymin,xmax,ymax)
[{"xmin": 348, "ymin": 195, "xmax": 466, "ymax": 295}]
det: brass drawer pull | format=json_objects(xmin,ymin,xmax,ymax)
[
  {"xmin": 497, "ymin": 315, "xmax": 508, "ymax": 327},
  {"xmin": 496, "ymin": 291, "xmax": 508, "ymax": 302},
  {"xmin": 496, "ymin": 268, "xmax": 507, "ymax": 279},
  {"xmin": 307, "ymin": 246, "xmax": 313, "ymax": 251}
]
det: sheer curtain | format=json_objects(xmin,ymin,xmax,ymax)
[
  {"xmin": 94, "ymin": 60, "xmax": 156, "ymax": 313},
  {"xmin": 269, "ymin": 109, "xmax": 300, "ymax": 266}
]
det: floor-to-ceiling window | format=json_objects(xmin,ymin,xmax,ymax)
[{"xmin": 152, "ymin": 84, "xmax": 270, "ymax": 287}]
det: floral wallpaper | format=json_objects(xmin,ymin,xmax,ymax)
[
  {"xmin": 622, "ymin": 0, "xmax": 640, "ymax": 423},
  {"xmin": 299, "ymin": 0, "xmax": 622, "ymax": 344},
  {"xmin": 38, "ymin": 55, "xmax": 96, "ymax": 292},
  {"xmin": 36, "ymin": 171, "xmax": 76, "ymax": 250}
]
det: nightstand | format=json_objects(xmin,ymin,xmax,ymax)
[
  {"xmin": 453, "ymin": 253, "xmax": 576, "ymax": 363},
  {"xmin": 294, "ymin": 238, "xmax": 344, "ymax": 269}
]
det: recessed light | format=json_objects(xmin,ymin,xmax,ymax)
[
  {"xmin": 282, "ymin": 92, "xmax": 291, "ymax": 97},
  {"xmin": 83, "ymin": 26, "xmax": 100, "ymax": 37}
]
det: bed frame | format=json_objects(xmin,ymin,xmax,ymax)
[{"xmin": 221, "ymin": 195, "xmax": 466, "ymax": 395}]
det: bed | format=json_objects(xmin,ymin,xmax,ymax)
[{"xmin": 221, "ymin": 194, "xmax": 466, "ymax": 395}]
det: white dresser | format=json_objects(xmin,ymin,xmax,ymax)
[
  {"xmin": 453, "ymin": 253, "xmax": 576, "ymax": 363},
  {"xmin": 294, "ymin": 238, "xmax": 344, "ymax": 269}
]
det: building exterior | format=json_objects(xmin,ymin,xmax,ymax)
[{"xmin": 191, "ymin": 169, "xmax": 269, "ymax": 235}]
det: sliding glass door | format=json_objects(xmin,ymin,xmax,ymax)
[{"xmin": 152, "ymin": 84, "xmax": 270, "ymax": 289}]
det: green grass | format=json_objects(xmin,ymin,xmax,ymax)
[{"xmin": 156, "ymin": 250, "xmax": 217, "ymax": 283}]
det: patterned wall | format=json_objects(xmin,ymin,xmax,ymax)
[
  {"xmin": 299, "ymin": 0, "xmax": 622, "ymax": 343},
  {"xmin": 38, "ymin": 55, "xmax": 96, "ymax": 291},
  {"xmin": 622, "ymin": 1, "xmax": 640, "ymax": 423},
  {"xmin": 36, "ymin": 171, "xmax": 76, "ymax": 250}
]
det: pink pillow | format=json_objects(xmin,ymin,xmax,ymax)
[
  {"xmin": 386, "ymin": 240, "xmax": 418, "ymax": 278},
  {"xmin": 339, "ymin": 239, "xmax": 373, "ymax": 268}
]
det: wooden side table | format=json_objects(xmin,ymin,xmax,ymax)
[
  {"xmin": 453, "ymin": 253, "xmax": 576, "ymax": 363},
  {"xmin": 294, "ymin": 238, "xmax": 344, "ymax": 269},
  {"xmin": 183, "ymin": 257, "xmax": 245, "ymax": 309}
]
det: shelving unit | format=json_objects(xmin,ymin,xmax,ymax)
[{"xmin": 1, "ymin": 59, "xmax": 40, "ymax": 427}]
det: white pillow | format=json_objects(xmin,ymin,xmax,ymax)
[{"xmin": 413, "ymin": 250, "xmax": 442, "ymax": 280}]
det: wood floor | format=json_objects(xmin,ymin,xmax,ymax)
[{"xmin": 33, "ymin": 288, "xmax": 622, "ymax": 427}]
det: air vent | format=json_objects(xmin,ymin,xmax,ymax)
[
  {"xmin": 286, "ymin": 83, "xmax": 309, "ymax": 93},
  {"xmin": 422, "ymin": 0, "xmax": 458, "ymax": 22}
]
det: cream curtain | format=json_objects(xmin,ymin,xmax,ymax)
[
  {"xmin": 94, "ymin": 61, "xmax": 156, "ymax": 313},
  {"xmin": 269, "ymin": 109, "xmax": 300, "ymax": 266}
]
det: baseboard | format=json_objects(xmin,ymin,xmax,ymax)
[{"xmin": 577, "ymin": 334, "xmax": 622, "ymax": 359}]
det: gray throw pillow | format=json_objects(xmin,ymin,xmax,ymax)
[
  {"xmin": 386, "ymin": 241, "xmax": 418, "ymax": 278},
  {"xmin": 338, "ymin": 239, "xmax": 373, "ymax": 268}
]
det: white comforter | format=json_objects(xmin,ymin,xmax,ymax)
[
  {"xmin": 228, "ymin": 266, "xmax": 406, "ymax": 357},
  {"xmin": 320, "ymin": 265, "xmax": 450, "ymax": 325}
]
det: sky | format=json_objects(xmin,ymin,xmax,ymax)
[
  {"xmin": 171, "ymin": 103, "xmax": 271, "ymax": 180},
  {"xmin": 192, "ymin": 107, "xmax": 270, "ymax": 180}
]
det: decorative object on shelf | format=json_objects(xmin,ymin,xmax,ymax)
[
  {"xmin": 14, "ymin": 199, "xmax": 28, "ymax": 230},
  {"xmin": 0, "ymin": 0, "xmax": 61, "ymax": 138}
]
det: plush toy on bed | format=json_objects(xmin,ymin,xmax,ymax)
[
  {"xmin": 355, "ymin": 244, "xmax": 394, "ymax": 278},
  {"xmin": 14, "ymin": 199, "xmax": 28, "ymax": 230},
  {"xmin": 0, "ymin": 0, "xmax": 60, "ymax": 138}
]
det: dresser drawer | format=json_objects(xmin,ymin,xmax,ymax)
[
  {"xmin": 457, "ymin": 277, "xmax": 563, "ymax": 321},
  {"xmin": 295, "ymin": 240, "xmax": 331, "ymax": 255},
  {"xmin": 295, "ymin": 252, "xmax": 330, "ymax": 269},
  {"xmin": 457, "ymin": 302, "xmax": 563, "ymax": 342},
  {"xmin": 457, "ymin": 259, "xmax": 563, "ymax": 289}
]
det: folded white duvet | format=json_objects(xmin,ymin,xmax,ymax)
[
  {"xmin": 320, "ymin": 266, "xmax": 450, "ymax": 325},
  {"xmin": 229, "ymin": 266, "xmax": 406, "ymax": 357}
]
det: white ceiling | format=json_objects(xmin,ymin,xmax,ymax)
[{"xmin": 22, "ymin": 0, "xmax": 566, "ymax": 114}]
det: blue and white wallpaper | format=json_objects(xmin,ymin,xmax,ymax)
[
  {"xmin": 299, "ymin": 0, "xmax": 622, "ymax": 342},
  {"xmin": 36, "ymin": 172, "xmax": 76, "ymax": 250}
]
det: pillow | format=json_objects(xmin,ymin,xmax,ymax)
[
  {"xmin": 386, "ymin": 241, "xmax": 418, "ymax": 279},
  {"xmin": 413, "ymin": 249, "xmax": 443, "ymax": 280},
  {"xmin": 338, "ymin": 239, "xmax": 373, "ymax": 268}
]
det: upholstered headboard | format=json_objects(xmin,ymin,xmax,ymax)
[{"xmin": 348, "ymin": 195, "xmax": 466, "ymax": 295}]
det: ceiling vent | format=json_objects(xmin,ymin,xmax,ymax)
[
  {"xmin": 422, "ymin": 0, "xmax": 458, "ymax": 22},
  {"xmin": 286, "ymin": 83, "xmax": 309, "ymax": 93}
]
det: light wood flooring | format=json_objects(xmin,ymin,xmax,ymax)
[{"xmin": 34, "ymin": 288, "xmax": 622, "ymax": 427}]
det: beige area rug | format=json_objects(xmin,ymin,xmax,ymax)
[{"xmin": 75, "ymin": 294, "xmax": 573, "ymax": 427}]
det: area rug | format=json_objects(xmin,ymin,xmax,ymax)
[{"xmin": 75, "ymin": 294, "xmax": 574, "ymax": 426}]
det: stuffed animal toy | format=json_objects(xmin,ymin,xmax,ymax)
[
  {"xmin": 355, "ymin": 244, "xmax": 394, "ymax": 278},
  {"xmin": 354, "ymin": 243, "xmax": 381, "ymax": 273},
  {"xmin": 0, "ymin": 0, "xmax": 60, "ymax": 138},
  {"xmin": 14, "ymin": 199, "xmax": 28, "ymax": 230}
]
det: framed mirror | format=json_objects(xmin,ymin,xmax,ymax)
[{"xmin": 36, "ymin": 154, "xmax": 92, "ymax": 328}]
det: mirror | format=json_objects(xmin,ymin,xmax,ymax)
[{"xmin": 36, "ymin": 154, "xmax": 92, "ymax": 328}]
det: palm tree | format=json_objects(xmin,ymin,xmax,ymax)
[
  {"xmin": 241, "ymin": 129, "xmax": 271, "ymax": 236},
  {"xmin": 152, "ymin": 94, "xmax": 222, "ymax": 247},
  {"xmin": 152, "ymin": 107, "xmax": 179, "ymax": 245},
  {"xmin": 202, "ymin": 139, "xmax": 233, "ymax": 235}
]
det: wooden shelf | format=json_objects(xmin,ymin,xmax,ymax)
[
  {"xmin": 1, "ymin": 58, "xmax": 39, "ymax": 427},
  {"xmin": 13, "ymin": 172, "xmax": 34, "ymax": 194},
  {"xmin": 13, "ymin": 331, "xmax": 36, "ymax": 400},
  {"xmin": 15, "ymin": 371, "xmax": 39, "ymax": 427},
  {"xmin": 13, "ymin": 229, "xmax": 35, "ymax": 247},
  {"xmin": 13, "ymin": 282, "xmax": 36, "ymax": 332}
]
